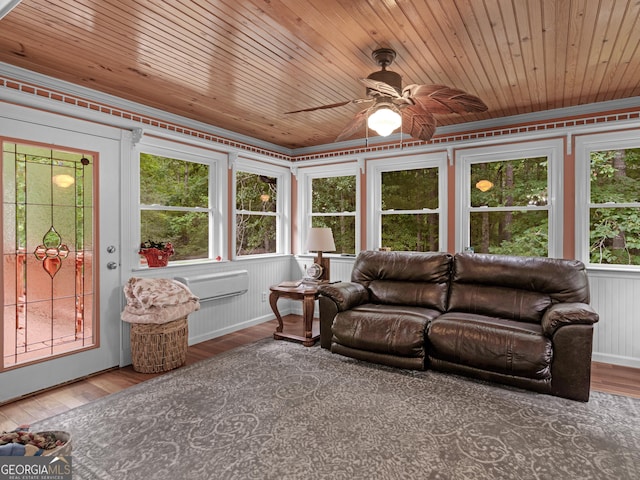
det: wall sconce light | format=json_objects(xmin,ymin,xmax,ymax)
[
  {"xmin": 475, "ymin": 179, "xmax": 494, "ymax": 192},
  {"xmin": 52, "ymin": 174, "xmax": 75, "ymax": 188},
  {"xmin": 305, "ymin": 227, "xmax": 336, "ymax": 282},
  {"xmin": 367, "ymin": 101, "xmax": 402, "ymax": 137}
]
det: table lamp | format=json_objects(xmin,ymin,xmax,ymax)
[{"xmin": 305, "ymin": 227, "xmax": 336, "ymax": 282}]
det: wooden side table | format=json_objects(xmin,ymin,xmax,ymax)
[{"xmin": 269, "ymin": 284, "xmax": 319, "ymax": 347}]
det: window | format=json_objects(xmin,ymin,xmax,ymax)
[
  {"xmin": 457, "ymin": 140, "xmax": 563, "ymax": 257},
  {"xmin": 233, "ymin": 158, "xmax": 289, "ymax": 257},
  {"xmin": 299, "ymin": 165, "xmax": 358, "ymax": 255},
  {"xmin": 235, "ymin": 172, "xmax": 278, "ymax": 256},
  {"xmin": 576, "ymin": 132, "xmax": 640, "ymax": 267},
  {"xmin": 139, "ymin": 152, "xmax": 212, "ymax": 264},
  {"xmin": 310, "ymin": 176, "xmax": 356, "ymax": 254},
  {"xmin": 368, "ymin": 153, "xmax": 447, "ymax": 251}
]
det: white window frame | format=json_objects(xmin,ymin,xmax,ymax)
[
  {"xmin": 455, "ymin": 138, "xmax": 564, "ymax": 257},
  {"xmin": 367, "ymin": 152, "xmax": 448, "ymax": 251},
  {"xmin": 575, "ymin": 130, "xmax": 640, "ymax": 270},
  {"xmin": 133, "ymin": 137, "xmax": 227, "ymax": 264},
  {"xmin": 297, "ymin": 162, "xmax": 360, "ymax": 255},
  {"xmin": 232, "ymin": 157, "xmax": 290, "ymax": 258}
]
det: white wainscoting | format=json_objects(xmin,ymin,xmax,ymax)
[
  {"xmin": 120, "ymin": 257, "xmax": 640, "ymax": 370},
  {"xmin": 120, "ymin": 255, "xmax": 292, "ymax": 366},
  {"xmin": 290, "ymin": 257, "xmax": 640, "ymax": 369},
  {"xmin": 187, "ymin": 256, "xmax": 292, "ymax": 344},
  {"xmin": 589, "ymin": 269, "xmax": 640, "ymax": 368}
]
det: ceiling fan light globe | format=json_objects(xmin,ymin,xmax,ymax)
[{"xmin": 367, "ymin": 107, "xmax": 401, "ymax": 137}]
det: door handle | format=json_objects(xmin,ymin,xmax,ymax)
[{"xmin": 107, "ymin": 261, "xmax": 118, "ymax": 270}]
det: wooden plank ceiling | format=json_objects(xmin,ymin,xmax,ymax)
[{"xmin": 0, "ymin": 0, "xmax": 639, "ymax": 150}]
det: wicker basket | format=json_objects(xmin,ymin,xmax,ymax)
[
  {"xmin": 40, "ymin": 431, "xmax": 72, "ymax": 457},
  {"xmin": 130, "ymin": 316, "xmax": 188, "ymax": 373}
]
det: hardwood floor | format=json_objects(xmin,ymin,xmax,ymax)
[
  {"xmin": 590, "ymin": 361, "xmax": 640, "ymax": 399},
  {"xmin": 2, "ymin": 316, "xmax": 639, "ymax": 433}
]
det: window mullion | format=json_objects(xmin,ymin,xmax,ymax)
[
  {"xmin": 236, "ymin": 210, "xmax": 279, "ymax": 217},
  {"xmin": 590, "ymin": 202, "xmax": 640, "ymax": 209},
  {"xmin": 140, "ymin": 204, "xmax": 210, "ymax": 213},
  {"xmin": 381, "ymin": 209, "xmax": 439, "ymax": 215},
  {"xmin": 468, "ymin": 205, "xmax": 549, "ymax": 213},
  {"xmin": 310, "ymin": 212, "xmax": 356, "ymax": 217}
]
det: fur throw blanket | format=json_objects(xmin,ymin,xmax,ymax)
[{"xmin": 121, "ymin": 277, "xmax": 200, "ymax": 324}]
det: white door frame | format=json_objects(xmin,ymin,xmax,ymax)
[{"xmin": 0, "ymin": 103, "xmax": 122, "ymax": 403}]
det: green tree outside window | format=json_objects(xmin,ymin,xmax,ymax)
[
  {"xmin": 235, "ymin": 172, "xmax": 278, "ymax": 256},
  {"xmin": 381, "ymin": 168, "xmax": 439, "ymax": 252},
  {"xmin": 469, "ymin": 157, "xmax": 549, "ymax": 256},
  {"xmin": 311, "ymin": 176, "xmax": 356, "ymax": 254},
  {"xmin": 139, "ymin": 153, "xmax": 210, "ymax": 262},
  {"xmin": 589, "ymin": 148, "xmax": 640, "ymax": 265}
]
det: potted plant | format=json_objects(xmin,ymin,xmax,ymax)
[{"xmin": 138, "ymin": 240, "xmax": 174, "ymax": 267}]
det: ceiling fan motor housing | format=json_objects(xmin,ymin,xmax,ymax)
[
  {"xmin": 366, "ymin": 47, "xmax": 402, "ymax": 96},
  {"xmin": 366, "ymin": 69, "xmax": 402, "ymax": 96}
]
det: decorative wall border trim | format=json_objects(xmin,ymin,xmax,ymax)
[
  {"xmin": 3, "ymin": 72, "xmax": 640, "ymax": 164},
  {"xmin": 0, "ymin": 74, "xmax": 291, "ymax": 162},
  {"xmin": 291, "ymin": 109, "xmax": 640, "ymax": 162}
]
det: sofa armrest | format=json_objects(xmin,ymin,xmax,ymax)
[
  {"xmin": 317, "ymin": 282, "xmax": 369, "ymax": 350},
  {"xmin": 318, "ymin": 282, "xmax": 369, "ymax": 311},
  {"xmin": 541, "ymin": 302, "xmax": 599, "ymax": 337}
]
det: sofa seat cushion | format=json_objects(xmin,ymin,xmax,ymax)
[
  {"xmin": 427, "ymin": 313, "xmax": 552, "ymax": 379},
  {"xmin": 332, "ymin": 304, "xmax": 440, "ymax": 357}
]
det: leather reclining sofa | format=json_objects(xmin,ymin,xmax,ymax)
[{"xmin": 318, "ymin": 251, "xmax": 600, "ymax": 401}]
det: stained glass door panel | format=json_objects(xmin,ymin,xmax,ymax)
[{"xmin": 2, "ymin": 142, "xmax": 95, "ymax": 369}]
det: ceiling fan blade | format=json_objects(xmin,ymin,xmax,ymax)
[
  {"xmin": 403, "ymin": 84, "xmax": 488, "ymax": 114},
  {"xmin": 285, "ymin": 100, "xmax": 352, "ymax": 114},
  {"xmin": 285, "ymin": 98, "xmax": 373, "ymax": 114},
  {"xmin": 402, "ymin": 105, "xmax": 437, "ymax": 142},
  {"xmin": 359, "ymin": 78, "xmax": 401, "ymax": 98},
  {"xmin": 335, "ymin": 108, "xmax": 370, "ymax": 143}
]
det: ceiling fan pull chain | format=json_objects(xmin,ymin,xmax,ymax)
[{"xmin": 365, "ymin": 116, "xmax": 369, "ymax": 148}]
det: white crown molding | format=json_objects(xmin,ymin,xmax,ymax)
[
  {"xmin": 435, "ymin": 96, "xmax": 640, "ymax": 135},
  {"xmin": 0, "ymin": 62, "xmax": 293, "ymax": 156},
  {"xmin": 289, "ymin": 96, "xmax": 640, "ymax": 156},
  {"xmin": 0, "ymin": 0, "xmax": 21, "ymax": 20},
  {"xmin": 3, "ymin": 61, "xmax": 640, "ymax": 163}
]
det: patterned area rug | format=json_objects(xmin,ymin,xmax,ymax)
[{"xmin": 33, "ymin": 339, "xmax": 640, "ymax": 479}]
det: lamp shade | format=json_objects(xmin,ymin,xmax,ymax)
[{"xmin": 306, "ymin": 227, "xmax": 335, "ymax": 252}]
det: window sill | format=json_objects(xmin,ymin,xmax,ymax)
[
  {"xmin": 132, "ymin": 258, "xmax": 229, "ymax": 272},
  {"xmin": 233, "ymin": 253, "xmax": 291, "ymax": 261},
  {"xmin": 295, "ymin": 253, "xmax": 357, "ymax": 259},
  {"xmin": 586, "ymin": 264, "xmax": 640, "ymax": 276}
]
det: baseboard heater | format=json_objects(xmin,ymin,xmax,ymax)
[{"xmin": 174, "ymin": 270, "xmax": 249, "ymax": 302}]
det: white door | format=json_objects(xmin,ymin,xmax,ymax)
[{"xmin": 1, "ymin": 104, "xmax": 122, "ymax": 403}]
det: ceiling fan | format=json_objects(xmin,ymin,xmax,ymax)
[{"xmin": 286, "ymin": 48, "xmax": 488, "ymax": 143}]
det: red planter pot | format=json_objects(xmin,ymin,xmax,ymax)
[{"xmin": 139, "ymin": 247, "xmax": 173, "ymax": 267}]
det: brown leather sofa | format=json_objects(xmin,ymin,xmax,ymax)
[{"xmin": 318, "ymin": 251, "xmax": 600, "ymax": 401}]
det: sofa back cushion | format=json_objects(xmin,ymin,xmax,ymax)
[
  {"xmin": 351, "ymin": 251, "xmax": 452, "ymax": 311},
  {"xmin": 449, "ymin": 253, "xmax": 590, "ymax": 323}
]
